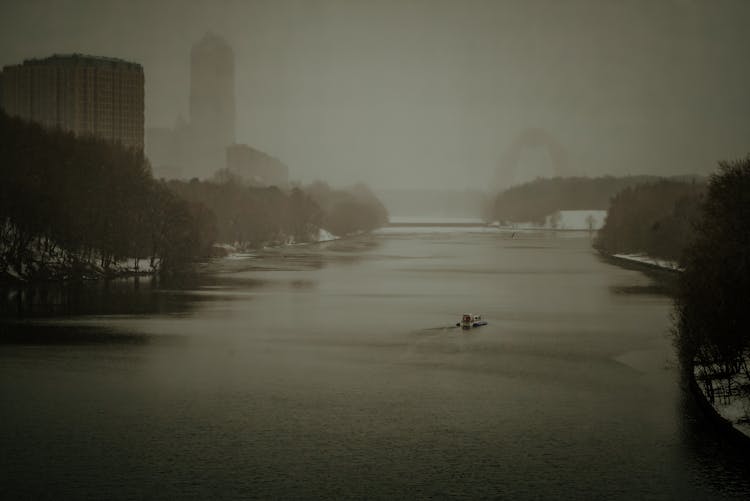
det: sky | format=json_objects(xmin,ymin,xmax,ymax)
[{"xmin": 1, "ymin": 0, "xmax": 749, "ymax": 189}]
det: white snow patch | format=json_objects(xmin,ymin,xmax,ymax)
[
  {"xmin": 694, "ymin": 366, "xmax": 750, "ymax": 438},
  {"xmin": 225, "ymin": 253, "xmax": 257, "ymax": 260},
  {"xmin": 119, "ymin": 258, "xmax": 158, "ymax": 273},
  {"xmin": 213, "ymin": 243, "xmax": 237, "ymax": 252},
  {"xmin": 612, "ymin": 253, "xmax": 682, "ymax": 271},
  {"xmin": 316, "ymin": 228, "xmax": 338, "ymax": 242}
]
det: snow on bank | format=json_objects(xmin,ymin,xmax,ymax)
[
  {"xmin": 611, "ymin": 252, "xmax": 747, "ymax": 439},
  {"xmin": 119, "ymin": 258, "xmax": 159, "ymax": 273},
  {"xmin": 316, "ymin": 228, "xmax": 338, "ymax": 242},
  {"xmin": 225, "ymin": 252, "xmax": 256, "ymax": 260},
  {"xmin": 694, "ymin": 367, "xmax": 750, "ymax": 438},
  {"xmin": 611, "ymin": 253, "xmax": 682, "ymax": 272},
  {"xmin": 3, "ymin": 254, "xmax": 159, "ymax": 282},
  {"xmin": 216, "ymin": 228, "xmax": 340, "ymax": 260}
]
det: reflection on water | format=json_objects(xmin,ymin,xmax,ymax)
[
  {"xmin": 0, "ymin": 322, "xmax": 145, "ymax": 345},
  {"xmin": 0, "ymin": 277, "xmax": 192, "ymax": 318},
  {"xmin": 1, "ymin": 232, "xmax": 748, "ymax": 499},
  {"xmin": 0, "ymin": 237, "xmax": 381, "ymax": 321},
  {"xmin": 610, "ymin": 284, "xmax": 672, "ymax": 295}
]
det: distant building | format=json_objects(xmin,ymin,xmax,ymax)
[
  {"xmin": 226, "ymin": 144, "xmax": 288, "ymax": 187},
  {"xmin": 146, "ymin": 34, "xmax": 237, "ymax": 178},
  {"xmin": 145, "ymin": 116, "xmax": 192, "ymax": 179},
  {"xmin": 0, "ymin": 54, "xmax": 144, "ymax": 150},
  {"xmin": 189, "ymin": 33, "xmax": 235, "ymax": 174},
  {"xmin": 145, "ymin": 34, "xmax": 288, "ymax": 183},
  {"xmin": 145, "ymin": 126, "xmax": 181, "ymax": 179}
]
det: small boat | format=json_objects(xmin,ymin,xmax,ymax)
[{"xmin": 456, "ymin": 313, "xmax": 488, "ymax": 329}]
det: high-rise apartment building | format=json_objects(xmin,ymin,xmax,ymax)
[
  {"xmin": 189, "ymin": 34, "xmax": 235, "ymax": 171},
  {"xmin": 0, "ymin": 54, "xmax": 144, "ymax": 150}
]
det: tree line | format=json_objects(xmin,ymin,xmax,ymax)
[
  {"xmin": 0, "ymin": 110, "xmax": 214, "ymax": 280},
  {"xmin": 587, "ymin": 159, "xmax": 748, "ymax": 411},
  {"xmin": 594, "ymin": 179, "xmax": 705, "ymax": 261},
  {"xmin": 492, "ymin": 175, "xmax": 679, "ymax": 224},
  {"xmin": 305, "ymin": 181, "xmax": 389, "ymax": 237},
  {"xmin": 167, "ymin": 177, "xmax": 388, "ymax": 249},
  {"xmin": 0, "ymin": 110, "xmax": 389, "ymax": 281},
  {"xmin": 675, "ymin": 157, "xmax": 750, "ymax": 400},
  {"xmin": 167, "ymin": 177, "xmax": 321, "ymax": 247}
]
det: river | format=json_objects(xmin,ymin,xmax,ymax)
[{"xmin": 1, "ymin": 229, "xmax": 749, "ymax": 499}]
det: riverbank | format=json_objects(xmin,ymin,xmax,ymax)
[
  {"xmin": 690, "ymin": 370, "xmax": 750, "ymax": 445},
  {"xmin": 215, "ymin": 227, "xmax": 339, "ymax": 258},
  {"xmin": 0, "ymin": 257, "xmax": 158, "ymax": 285},
  {"xmin": 601, "ymin": 250, "xmax": 750, "ymax": 445},
  {"xmin": 608, "ymin": 253, "xmax": 681, "ymax": 272},
  {"xmin": 598, "ymin": 251, "xmax": 680, "ymax": 297},
  {"xmin": 1, "ymin": 228, "xmax": 342, "ymax": 286},
  {"xmin": 692, "ymin": 363, "xmax": 750, "ymax": 442}
]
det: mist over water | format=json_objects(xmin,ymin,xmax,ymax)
[{"xmin": 2, "ymin": 231, "xmax": 749, "ymax": 499}]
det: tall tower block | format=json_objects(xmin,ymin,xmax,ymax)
[{"xmin": 189, "ymin": 34, "xmax": 235, "ymax": 174}]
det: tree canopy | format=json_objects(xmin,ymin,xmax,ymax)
[
  {"xmin": 676, "ymin": 157, "xmax": 750, "ymax": 384},
  {"xmin": 594, "ymin": 179, "xmax": 704, "ymax": 261},
  {"xmin": 492, "ymin": 176, "xmax": 668, "ymax": 223},
  {"xmin": 0, "ymin": 110, "xmax": 214, "ymax": 280}
]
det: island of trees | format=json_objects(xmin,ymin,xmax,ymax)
[{"xmin": 0, "ymin": 110, "xmax": 387, "ymax": 282}]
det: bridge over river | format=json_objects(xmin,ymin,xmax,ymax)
[{"xmin": 387, "ymin": 216, "xmax": 489, "ymax": 228}]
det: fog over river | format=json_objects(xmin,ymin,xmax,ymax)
[{"xmin": 1, "ymin": 230, "xmax": 749, "ymax": 499}]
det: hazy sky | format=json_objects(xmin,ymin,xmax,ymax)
[{"xmin": 1, "ymin": 0, "xmax": 749, "ymax": 189}]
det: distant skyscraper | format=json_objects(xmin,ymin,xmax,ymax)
[
  {"xmin": 0, "ymin": 54, "xmax": 144, "ymax": 150},
  {"xmin": 189, "ymin": 33, "xmax": 235, "ymax": 172}
]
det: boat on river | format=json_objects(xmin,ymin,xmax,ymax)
[{"xmin": 457, "ymin": 313, "xmax": 487, "ymax": 329}]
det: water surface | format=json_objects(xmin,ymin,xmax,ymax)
[{"xmin": 1, "ymin": 231, "xmax": 748, "ymax": 499}]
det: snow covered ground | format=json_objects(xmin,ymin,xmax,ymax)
[
  {"xmin": 611, "ymin": 253, "xmax": 682, "ymax": 271},
  {"xmin": 3, "ymin": 253, "xmax": 158, "ymax": 281},
  {"xmin": 119, "ymin": 258, "xmax": 158, "ymax": 273},
  {"xmin": 217, "ymin": 228, "xmax": 340, "ymax": 260},
  {"xmin": 316, "ymin": 228, "xmax": 337, "ymax": 242},
  {"xmin": 694, "ymin": 368, "xmax": 750, "ymax": 438},
  {"xmin": 612, "ymin": 252, "xmax": 747, "ymax": 439}
]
